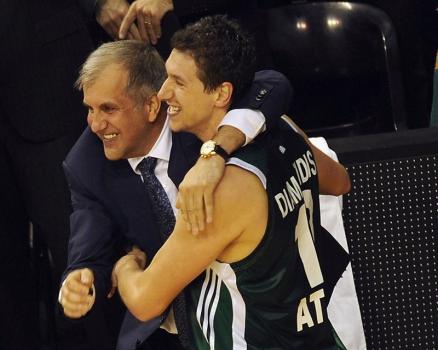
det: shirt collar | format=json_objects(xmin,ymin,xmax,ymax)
[{"xmin": 128, "ymin": 117, "xmax": 172, "ymax": 173}]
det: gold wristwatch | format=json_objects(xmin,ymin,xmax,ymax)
[{"xmin": 200, "ymin": 140, "xmax": 229, "ymax": 160}]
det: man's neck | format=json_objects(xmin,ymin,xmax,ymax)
[{"xmin": 196, "ymin": 110, "xmax": 227, "ymax": 142}]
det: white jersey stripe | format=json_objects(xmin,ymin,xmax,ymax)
[
  {"xmin": 210, "ymin": 261, "xmax": 248, "ymax": 350},
  {"xmin": 208, "ymin": 276, "xmax": 222, "ymax": 349},
  {"xmin": 202, "ymin": 271, "xmax": 218, "ymax": 338},
  {"xmin": 197, "ymin": 268, "xmax": 211, "ymax": 334}
]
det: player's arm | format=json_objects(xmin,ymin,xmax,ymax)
[
  {"xmin": 282, "ymin": 115, "xmax": 351, "ymax": 196},
  {"xmin": 113, "ymin": 166, "xmax": 264, "ymax": 321},
  {"xmin": 310, "ymin": 144, "xmax": 351, "ymax": 195}
]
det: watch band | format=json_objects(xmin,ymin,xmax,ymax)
[
  {"xmin": 213, "ymin": 144, "xmax": 229, "ymax": 161},
  {"xmin": 200, "ymin": 140, "xmax": 230, "ymax": 161}
]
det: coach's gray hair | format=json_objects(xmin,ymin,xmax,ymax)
[{"xmin": 75, "ymin": 40, "xmax": 166, "ymax": 105}]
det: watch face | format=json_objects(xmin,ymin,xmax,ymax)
[{"xmin": 201, "ymin": 140, "xmax": 216, "ymax": 155}]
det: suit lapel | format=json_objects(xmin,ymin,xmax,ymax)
[{"xmin": 168, "ymin": 132, "xmax": 201, "ymax": 187}]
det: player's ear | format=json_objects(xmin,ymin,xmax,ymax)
[{"xmin": 214, "ymin": 82, "xmax": 233, "ymax": 108}]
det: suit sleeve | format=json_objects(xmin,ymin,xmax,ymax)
[
  {"xmin": 230, "ymin": 69, "xmax": 293, "ymax": 131},
  {"xmin": 62, "ymin": 160, "xmax": 123, "ymax": 307}
]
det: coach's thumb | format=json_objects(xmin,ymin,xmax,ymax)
[{"xmin": 80, "ymin": 268, "xmax": 94, "ymax": 287}]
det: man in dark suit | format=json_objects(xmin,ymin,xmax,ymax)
[
  {"xmin": 0, "ymin": 1, "xmax": 189, "ymax": 349},
  {"xmin": 0, "ymin": 1, "xmax": 96, "ymax": 349},
  {"xmin": 0, "ymin": 3, "xmax": 185, "ymax": 350},
  {"xmin": 58, "ymin": 40, "xmax": 291, "ymax": 349}
]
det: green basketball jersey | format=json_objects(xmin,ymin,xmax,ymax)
[{"xmin": 186, "ymin": 116, "xmax": 349, "ymax": 349}]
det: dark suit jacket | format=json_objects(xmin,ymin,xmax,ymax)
[
  {"xmin": 0, "ymin": 0, "xmax": 94, "ymax": 142},
  {"xmin": 64, "ymin": 129, "xmax": 198, "ymax": 292},
  {"xmin": 62, "ymin": 69, "xmax": 292, "ymax": 306}
]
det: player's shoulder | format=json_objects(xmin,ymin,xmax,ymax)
[{"xmin": 216, "ymin": 164, "xmax": 266, "ymax": 210}]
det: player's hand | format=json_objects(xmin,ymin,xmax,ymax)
[
  {"xmin": 127, "ymin": 246, "xmax": 147, "ymax": 269},
  {"xmin": 119, "ymin": 0, "xmax": 174, "ymax": 43},
  {"xmin": 176, "ymin": 156, "xmax": 226, "ymax": 235},
  {"xmin": 96, "ymin": 0, "xmax": 141, "ymax": 40},
  {"xmin": 109, "ymin": 247, "xmax": 147, "ymax": 298},
  {"xmin": 60, "ymin": 269, "xmax": 95, "ymax": 319}
]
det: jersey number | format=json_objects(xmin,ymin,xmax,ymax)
[{"xmin": 295, "ymin": 190, "xmax": 324, "ymax": 288}]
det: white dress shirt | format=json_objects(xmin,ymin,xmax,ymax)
[{"xmin": 219, "ymin": 109, "xmax": 265, "ymax": 146}]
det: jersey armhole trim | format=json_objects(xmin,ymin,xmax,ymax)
[{"xmin": 226, "ymin": 157, "xmax": 267, "ymax": 190}]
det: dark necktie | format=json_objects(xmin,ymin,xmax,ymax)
[
  {"xmin": 138, "ymin": 157, "xmax": 175, "ymax": 238},
  {"xmin": 137, "ymin": 157, "xmax": 191, "ymax": 348}
]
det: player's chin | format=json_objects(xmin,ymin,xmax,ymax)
[{"xmin": 168, "ymin": 119, "xmax": 185, "ymax": 133}]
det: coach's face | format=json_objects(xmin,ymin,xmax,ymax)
[{"xmin": 83, "ymin": 63, "xmax": 159, "ymax": 160}]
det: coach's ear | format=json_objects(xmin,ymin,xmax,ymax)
[
  {"xmin": 214, "ymin": 82, "xmax": 233, "ymax": 108},
  {"xmin": 146, "ymin": 94, "xmax": 161, "ymax": 122}
]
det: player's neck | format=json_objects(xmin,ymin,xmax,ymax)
[{"xmin": 196, "ymin": 110, "xmax": 227, "ymax": 141}]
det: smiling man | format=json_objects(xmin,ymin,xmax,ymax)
[
  {"xmin": 113, "ymin": 16, "xmax": 351, "ymax": 349},
  {"xmin": 58, "ymin": 39, "xmax": 293, "ymax": 349},
  {"xmin": 83, "ymin": 63, "xmax": 164, "ymax": 161}
]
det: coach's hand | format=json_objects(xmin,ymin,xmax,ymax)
[
  {"xmin": 60, "ymin": 268, "xmax": 95, "ymax": 319},
  {"xmin": 177, "ymin": 155, "xmax": 225, "ymax": 235}
]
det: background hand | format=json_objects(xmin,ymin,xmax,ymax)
[
  {"xmin": 96, "ymin": 0, "xmax": 141, "ymax": 40},
  {"xmin": 119, "ymin": 0, "xmax": 174, "ymax": 43},
  {"xmin": 176, "ymin": 156, "xmax": 226, "ymax": 235},
  {"xmin": 60, "ymin": 268, "xmax": 95, "ymax": 319}
]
